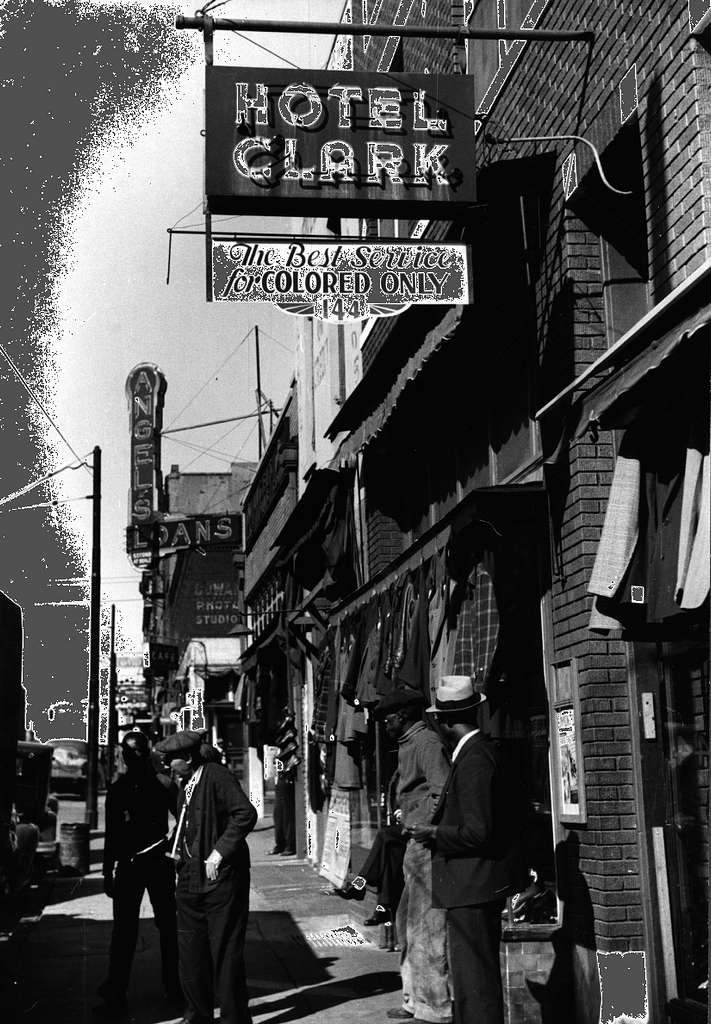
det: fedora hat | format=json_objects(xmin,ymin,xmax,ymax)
[
  {"xmin": 375, "ymin": 686, "xmax": 426, "ymax": 718},
  {"xmin": 426, "ymin": 676, "xmax": 487, "ymax": 714}
]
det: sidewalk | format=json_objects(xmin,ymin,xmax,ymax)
[{"xmin": 3, "ymin": 797, "xmax": 403, "ymax": 1024}]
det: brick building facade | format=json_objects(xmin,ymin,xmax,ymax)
[{"xmin": 296, "ymin": 2, "xmax": 711, "ymax": 1022}]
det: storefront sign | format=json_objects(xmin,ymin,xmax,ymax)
[
  {"xmin": 148, "ymin": 642, "xmax": 179, "ymax": 673},
  {"xmin": 212, "ymin": 240, "xmax": 471, "ymax": 322},
  {"xmin": 125, "ymin": 363, "xmax": 167, "ymax": 566},
  {"xmin": 205, "ymin": 67, "xmax": 476, "ymax": 216},
  {"xmin": 126, "ymin": 513, "xmax": 243, "ymax": 556},
  {"xmin": 170, "ymin": 551, "xmax": 243, "ymax": 638}
]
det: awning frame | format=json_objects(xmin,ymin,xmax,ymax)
[{"xmin": 535, "ymin": 256, "xmax": 711, "ymax": 421}]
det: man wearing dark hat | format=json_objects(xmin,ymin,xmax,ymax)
[
  {"xmin": 378, "ymin": 687, "xmax": 451, "ymax": 1024},
  {"xmin": 409, "ymin": 677, "xmax": 525, "ymax": 1024},
  {"xmin": 155, "ymin": 729, "xmax": 258, "ymax": 1024},
  {"xmin": 97, "ymin": 729, "xmax": 180, "ymax": 1016}
]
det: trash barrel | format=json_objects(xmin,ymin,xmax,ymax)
[{"xmin": 59, "ymin": 821, "xmax": 90, "ymax": 875}]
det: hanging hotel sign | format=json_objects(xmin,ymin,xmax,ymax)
[
  {"xmin": 205, "ymin": 67, "xmax": 476, "ymax": 217},
  {"xmin": 212, "ymin": 240, "xmax": 472, "ymax": 322},
  {"xmin": 125, "ymin": 513, "xmax": 243, "ymax": 557},
  {"xmin": 125, "ymin": 363, "xmax": 166, "ymax": 568}
]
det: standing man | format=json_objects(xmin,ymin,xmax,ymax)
[
  {"xmin": 98, "ymin": 729, "xmax": 181, "ymax": 1017},
  {"xmin": 155, "ymin": 729, "xmax": 258, "ymax": 1024},
  {"xmin": 379, "ymin": 688, "xmax": 452, "ymax": 1024},
  {"xmin": 410, "ymin": 677, "xmax": 526, "ymax": 1024}
]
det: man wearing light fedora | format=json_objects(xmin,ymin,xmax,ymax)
[{"xmin": 409, "ymin": 676, "xmax": 526, "ymax": 1024}]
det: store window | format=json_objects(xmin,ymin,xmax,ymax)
[{"xmin": 662, "ymin": 639, "xmax": 709, "ymax": 1009}]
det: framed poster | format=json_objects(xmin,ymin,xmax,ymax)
[{"xmin": 551, "ymin": 658, "xmax": 587, "ymax": 824}]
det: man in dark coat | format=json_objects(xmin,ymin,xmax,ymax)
[
  {"xmin": 98, "ymin": 729, "xmax": 180, "ymax": 1016},
  {"xmin": 156, "ymin": 729, "xmax": 258, "ymax": 1024},
  {"xmin": 409, "ymin": 677, "xmax": 525, "ymax": 1024}
]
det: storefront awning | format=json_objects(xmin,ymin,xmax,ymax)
[
  {"xmin": 271, "ymin": 467, "xmax": 341, "ymax": 557},
  {"xmin": 571, "ymin": 305, "xmax": 711, "ymax": 436},
  {"xmin": 536, "ymin": 257, "xmax": 711, "ymax": 433},
  {"xmin": 327, "ymin": 304, "xmax": 465, "ymax": 463}
]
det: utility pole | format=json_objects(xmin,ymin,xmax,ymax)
[
  {"xmin": 107, "ymin": 603, "xmax": 117, "ymax": 784},
  {"xmin": 255, "ymin": 325, "xmax": 265, "ymax": 459},
  {"xmin": 85, "ymin": 445, "xmax": 101, "ymax": 828}
]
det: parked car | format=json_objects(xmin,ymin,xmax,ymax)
[{"xmin": 50, "ymin": 739, "xmax": 88, "ymax": 796}]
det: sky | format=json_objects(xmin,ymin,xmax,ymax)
[{"xmin": 1, "ymin": 0, "xmax": 345, "ymax": 737}]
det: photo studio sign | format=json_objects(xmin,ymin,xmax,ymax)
[
  {"xmin": 212, "ymin": 239, "xmax": 472, "ymax": 322},
  {"xmin": 204, "ymin": 66, "xmax": 476, "ymax": 216}
]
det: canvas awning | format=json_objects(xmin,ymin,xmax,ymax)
[
  {"xmin": 571, "ymin": 303, "xmax": 711, "ymax": 436},
  {"xmin": 536, "ymin": 257, "xmax": 711, "ymax": 434},
  {"xmin": 328, "ymin": 304, "xmax": 465, "ymax": 464}
]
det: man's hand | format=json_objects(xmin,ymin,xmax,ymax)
[
  {"xmin": 205, "ymin": 849, "xmax": 223, "ymax": 881},
  {"xmin": 407, "ymin": 824, "xmax": 437, "ymax": 846},
  {"xmin": 103, "ymin": 872, "xmax": 115, "ymax": 898}
]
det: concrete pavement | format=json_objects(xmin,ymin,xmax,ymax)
[{"xmin": 3, "ymin": 796, "xmax": 403, "ymax": 1024}]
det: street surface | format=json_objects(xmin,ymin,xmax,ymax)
[{"xmin": 2, "ymin": 795, "xmax": 402, "ymax": 1024}]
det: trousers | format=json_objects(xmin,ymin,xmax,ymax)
[
  {"xmin": 177, "ymin": 870, "xmax": 252, "ymax": 1024},
  {"xmin": 273, "ymin": 775, "xmax": 295, "ymax": 852},
  {"xmin": 446, "ymin": 901, "xmax": 506, "ymax": 1024},
  {"xmin": 395, "ymin": 840, "xmax": 451, "ymax": 1023},
  {"xmin": 359, "ymin": 824, "xmax": 406, "ymax": 910},
  {"xmin": 104, "ymin": 850, "xmax": 180, "ymax": 998}
]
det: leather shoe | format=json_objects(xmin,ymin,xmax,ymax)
[
  {"xmin": 268, "ymin": 845, "xmax": 284, "ymax": 855},
  {"xmin": 279, "ymin": 848, "xmax": 296, "ymax": 856},
  {"xmin": 385, "ymin": 1010, "xmax": 414, "ymax": 1020},
  {"xmin": 364, "ymin": 906, "xmax": 391, "ymax": 926}
]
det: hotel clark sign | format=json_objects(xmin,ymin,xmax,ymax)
[
  {"xmin": 205, "ymin": 67, "xmax": 476, "ymax": 217},
  {"xmin": 212, "ymin": 239, "xmax": 471, "ymax": 322}
]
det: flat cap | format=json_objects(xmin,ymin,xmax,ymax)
[
  {"xmin": 375, "ymin": 687, "xmax": 425, "ymax": 717},
  {"xmin": 154, "ymin": 729, "xmax": 206, "ymax": 755}
]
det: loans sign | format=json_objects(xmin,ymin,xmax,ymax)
[
  {"xmin": 205, "ymin": 67, "xmax": 476, "ymax": 216},
  {"xmin": 126, "ymin": 513, "xmax": 243, "ymax": 557},
  {"xmin": 212, "ymin": 240, "xmax": 471, "ymax": 322}
]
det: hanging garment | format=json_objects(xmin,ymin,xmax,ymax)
[
  {"xmin": 450, "ymin": 557, "xmax": 500, "ymax": 691},
  {"xmin": 355, "ymin": 598, "xmax": 383, "ymax": 706},
  {"xmin": 396, "ymin": 563, "xmax": 432, "ymax": 702},
  {"xmin": 340, "ymin": 616, "xmax": 365, "ymax": 706},
  {"xmin": 311, "ymin": 628, "xmax": 335, "ymax": 743},
  {"xmin": 676, "ymin": 449, "xmax": 710, "ymax": 609},
  {"xmin": 589, "ymin": 411, "xmax": 700, "ymax": 629},
  {"xmin": 428, "ymin": 550, "xmax": 453, "ymax": 701}
]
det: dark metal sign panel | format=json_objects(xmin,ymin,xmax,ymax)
[
  {"xmin": 126, "ymin": 513, "xmax": 243, "ymax": 556},
  {"xmin": 212, "ymin": 240, "xmax": 471, "ymax": 322},
  {"xmin": 205, "ymin": 67, "xmax": 476, "ymax": 216},
  {"xmin": 125, "ymin": 363, "xmax": 166, "ymax": 569}
]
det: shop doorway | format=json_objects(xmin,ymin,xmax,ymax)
[{"xmin": 633, "ymin": 633, "xmax": 709, "ymax": 1021}]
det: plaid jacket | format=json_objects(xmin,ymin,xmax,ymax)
[{"xmin": 451, "ymin": 562, "xmax": 500, "ymax": 690}]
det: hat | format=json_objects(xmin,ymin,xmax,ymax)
[
  {"xmin": 426, "ymin": 676, "xmax": 487, "ymax": 714},
  {"xmin": 375, "ymin": 687, "xmax": 426, "ymax": 717},
  {"xmin": 154, "ymin": 729, "xmax": 206, "ymax": 755}
]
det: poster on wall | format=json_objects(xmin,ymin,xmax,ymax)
[
  {"xmin": 555, "ymin": 706, "xmax": 580, "ymax": 816},
  {"xmin": 552, "ymin": 658, "xmax": 587, "ymax": 824},
  {"xmin": 320, "ymin": 787, "xmax": 351, "ymax": 888}
]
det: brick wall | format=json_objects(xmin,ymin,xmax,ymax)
[{"xmin": 338, "ymin": 0, "xmax": 711, "ymax": 995}]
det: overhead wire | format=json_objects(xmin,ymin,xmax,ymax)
[
  {"xmin": 163, "ymin": 326, "xmax": 254, "ymax": 430},
  {"xmin": 0, "ymin": 455, "xmax": 91, "ymax": 508},
  {"xmin": 0, "ymin": 495, "xmax": 91, "ymax": 514},
  {"xmin": 230, "ymin": 29, "xmax": 303, "ymax": 70},
  {"xmin": 0, "ymin": 341, "xmax": 90, "ymax": 472}
]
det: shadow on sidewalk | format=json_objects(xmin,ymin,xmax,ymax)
[
  {"xmin": 249, "ymin": 969, "xmax": 401, "ymax": 1024},
  {"xmin": 7, "ymin": 895, "xmax": 396, "ymax": 1024}
]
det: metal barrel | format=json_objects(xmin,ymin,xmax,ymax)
[{"xmin": 58, "ymin": 821, "xmax": 90, "ymax": 875}]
